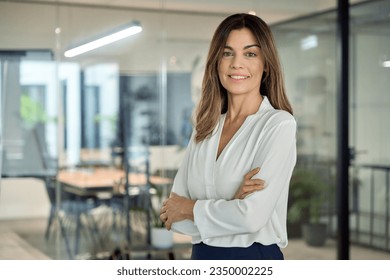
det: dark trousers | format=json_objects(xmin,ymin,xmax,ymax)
[{"xmin": 191, "ymin": 242, "xmax": 284, "ymax": 260}]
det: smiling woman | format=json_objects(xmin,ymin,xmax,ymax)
[
  {"xmin": 218, "ymin": 29, "xmax": 265, "ymax": 99},
  {"xmin": 159, "ymin": 13, "xmax": 297, "ymax": 260}
]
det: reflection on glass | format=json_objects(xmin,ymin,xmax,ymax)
[{"xmin": 272, "ymin": 0, "xmax": 390, "ymax": 254}]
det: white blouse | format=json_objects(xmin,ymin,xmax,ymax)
[{"xmin": 171, "ymin": 96, "xmax": 297, "ymax": 248}]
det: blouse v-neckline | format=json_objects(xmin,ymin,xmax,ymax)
[
  {"xmin": 214, "ymin": 96, "xmax": 267, "ymax": 162},
  {"xmin": 215, "ymin": 113, "xmax": 253, "ymax": 162},
  {"xmin": 216, "ymin": 115, "xmax": 242, "ymax": 161}
]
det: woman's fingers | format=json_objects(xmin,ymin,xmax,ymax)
[
  {"xmin": 159, "ymin": 209, "xmax": 173, "ymax": 230},
  {"xmin": 244, "ymin": 167, "xmax": 261, "ymax": 180},
  {"xmin": 159, "ymin": 193, "xmax": 189, "ymax": 230},
  {"xmin": 240, "ymin": 185, "xmax": 263, "ymax": 198},
  {"xmin": 244, "ymin": 178, "xmax": 265, "ymax": 186},
  {"xmin": 241, "ymin": 177, "xmax": 265, "ymax": 195},
  {"xmin": 233, "ymin": 167, "xmax": 264, "ymax": 200},
  {"xmin": 241, "ymin": 183, "xmax": 264, "ymax": 193}
]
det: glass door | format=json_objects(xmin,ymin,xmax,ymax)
[
  {"xmin": 272, "ymin": 0, "xmax": 390, "ymax": 256},
  {"xmin": 349, "ymin": 0, "xmax": 390, "ymax": 251},
  {"xmin": 272, "ymin": 10, "xmax": 338, "ymax": 251}
]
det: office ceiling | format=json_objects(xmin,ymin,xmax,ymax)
[
  {"xmin": 15, "ymin": 0, "xmax": 367, "ymax": 23},
  {"xmin": 0, "ymin": 0, "xmax": 366, "ymax": 72}
]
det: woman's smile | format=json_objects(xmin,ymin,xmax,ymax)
[
  {"xmin": 228, "ymin": 74, "xmax": 250, "ymax": 80},
  {"xmin": 218, "ymin": 28, "xmax": 265, "ymax": 96}
]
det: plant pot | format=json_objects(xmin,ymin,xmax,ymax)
[
  {"xmin": 302, "ymin": 223, "xmax": 327, "ymax": 247},
  {"xmin": 287, "ymin": 221, "xmax": 303, "ymax": 238},
  {"xmin": 151, "ymin": 227, "xmax": 174, "ymax": 249}
]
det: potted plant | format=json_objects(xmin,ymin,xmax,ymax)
[
  {"xmin": 149, "ymin": 182, "xmax": 174, "ymax": 249},
  {"xmin": 288, "ymin": 167, "xmax": 333, "ymax": 246}
]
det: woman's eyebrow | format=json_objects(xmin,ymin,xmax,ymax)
[
  {"xmin": 243, "ymin": 44, "xmax": 260, "ymax": 49},
  {"xmin": 224, "ymin": 44, "xmax": 260, "ymax": 50}
]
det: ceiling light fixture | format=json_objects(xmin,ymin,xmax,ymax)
[
  {"xmin": 300, "ymin": 35, "xmax": 318, "ymax": 50},
  {"xmin": 382, "ymin": 60, "xmax": 390, "ymax": 68},
  {"xmin": 64, "ymin": 21, "xmax": 142, "ymax": 58}
]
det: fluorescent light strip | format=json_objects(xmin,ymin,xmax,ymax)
[
  {"xmin": 382, "ymin": 60, "xmax": 390, "ymax": 68},
  {"xmin": 64, "ymin": 25, "xmax": 142, "ymax": 58},
  {"xmin": 300, "ymin": 35, "xmax": 318, "ymax": 50}
]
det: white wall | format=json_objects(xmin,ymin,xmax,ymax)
[
  {"xmin": 0, "ymin": 178, "xmax": 50, "ymax": 220},
  {"xmin": 149, "ymin": 145, "xmax": 186, "ymax": 174}
]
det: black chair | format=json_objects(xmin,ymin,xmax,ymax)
[
  {"xmin": 32, "ymin": 126, "xmax": 103, "ymax": 259},
  {"xmin": 44, "ymin": 173, "xmax": 108, "ymax": 259},
  {"xmin": 94, "ymin": 145, "xmax": 160, "ymax": 259}
]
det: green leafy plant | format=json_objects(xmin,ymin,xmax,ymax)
[
  {"xmin": 20, "ymin": 95, "xmax": 55, "ymax": 127},
  {"xmin": 149, "ymin": 169, "xmax": 176, "ymax": 228},
  {"xmin": 288, "ymin": 168, "xmax": 331, "ymax": 224},
  {"xmin": 150, "ymin": 183, "xmax": 166, "ymax": 228},
  {"xmin": 94, "ymin": 114, "xmax": 117, "ymax": 133}
]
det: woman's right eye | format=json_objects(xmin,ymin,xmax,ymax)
[{"xmin": 222, "ymin": 51, "xmax": 233, "ymax": 57}]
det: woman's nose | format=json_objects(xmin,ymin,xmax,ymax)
[{"xmin": 230, "ymin": 55, "xmax": 244, "ymax": 69}]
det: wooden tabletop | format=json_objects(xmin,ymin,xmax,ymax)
[{"xmin": 57, "ymin": 167, "xmax": 172, "ymax": 195}]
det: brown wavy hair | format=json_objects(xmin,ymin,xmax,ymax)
[{"xmin": 195, "ymin": 13, "xmax": 293, "ymax": 143}]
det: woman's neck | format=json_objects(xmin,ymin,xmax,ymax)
[{"xmin": 226, "ymin": 94, "xmax": 263, "ymax": 122}]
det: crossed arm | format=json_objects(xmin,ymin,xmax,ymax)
[{"xmin": 159, "ymin": 167, "xmax": 264, "ymax": 230}]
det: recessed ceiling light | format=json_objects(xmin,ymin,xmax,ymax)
[{"xmin": 64, "ymin": 22, "xmax": 142, "ymax": 58}]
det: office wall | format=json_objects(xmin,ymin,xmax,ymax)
[{"xmin": 0, "ymin": 178, "xmax": 50, "ymax": 219}]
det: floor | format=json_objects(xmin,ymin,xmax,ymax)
[{"xmin": 1, "ymin": 217, "xmax": 390, "ymax": 260}]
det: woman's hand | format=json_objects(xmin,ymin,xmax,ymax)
[
  {"xmin": 159, "ymin": 192, "xmax": 195, "ymax": 230},
  {"xmin": 234, "ymin": 167, "xmax": 265, "ymax": 199}
]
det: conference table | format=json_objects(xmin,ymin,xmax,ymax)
[
  {"xmin": 57, "ymin": 167, "xmax": 172, "ymax": 196},
  {"xmin": 56, "ymin": 167, "xmax": 173, "ymax": 259}
]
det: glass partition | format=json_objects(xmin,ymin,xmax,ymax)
[
  {"xmin": 0, "ymin": 50, "xmax": 57, "ymax": 176},
  {"xmin": 0, "ymin": 0, "xmax": 220, "ymax": 259},
  {"xmin": 349, "ymin": 0, "xmax": 390, "ymax": 251},
  {"xmin": 272, "ymin": 0, "xmax": 390, "ymax": 256},
  {"xmin": 272, "ymin": 9, "xmax": 338, "ymax": 254}
]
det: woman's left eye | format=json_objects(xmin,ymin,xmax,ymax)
[{"xmin": 245, "ymin": 52, "xmax": 257, "ymax": 57}]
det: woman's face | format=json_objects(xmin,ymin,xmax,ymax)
[{"xmin": 218, "ymin": 28, "xmax": 265, "ymax": 98}]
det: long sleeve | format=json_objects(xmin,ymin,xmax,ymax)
[
  {"xmin": 193, "ymin": 115, "xmax": 296, "ymax": 241},
  {"xmin": 170, "ymin": 134, "xmax": 201, "ymax": 237}
]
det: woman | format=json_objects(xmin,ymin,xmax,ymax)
[{"xmin": 159, "ymin": 13, "xmax": 296, "ymax": 260}]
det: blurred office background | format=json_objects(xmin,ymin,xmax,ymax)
[{"xmin": 0, "ymin": 0, "xmax": 389, "ymax": 259}]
